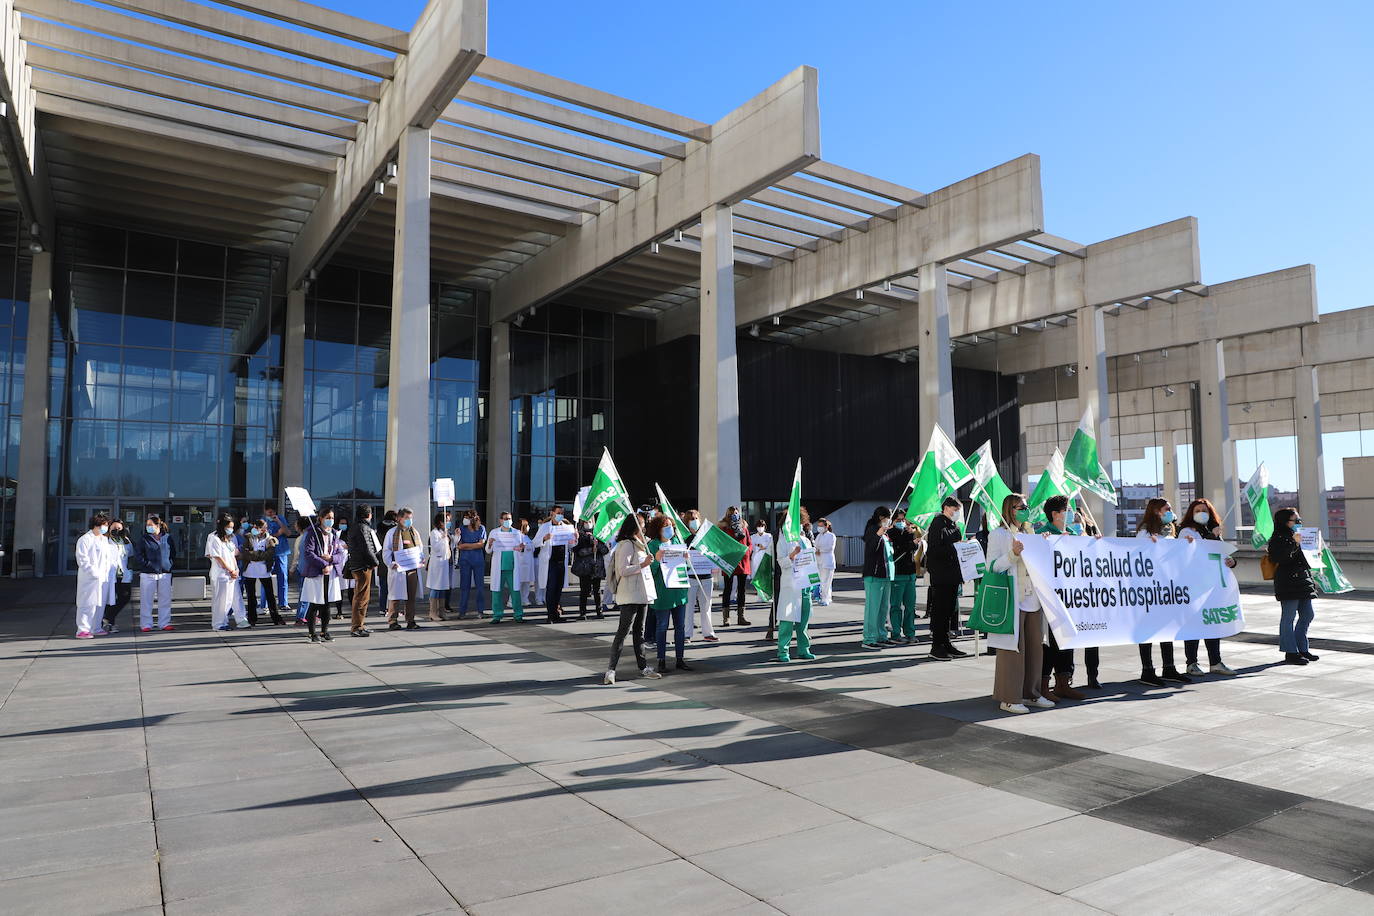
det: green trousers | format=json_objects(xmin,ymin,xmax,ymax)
[
  {"xmin": 888, "ymin": 574, "xmax": 917, "ymax": 640},
  {"xmin": 492, "ymin": 570, "xmax": 523, "ymax": 621},
  {"xmin": 863, "ymin": 576, "xmax": 892, "ymax": 644},
  {"xmin": 777, "ymin": 593, "xmax": 814, "ymax": 661}
]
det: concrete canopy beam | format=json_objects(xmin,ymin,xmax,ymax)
[
  {"xmin": 0, "ymin": 0, "xmax": 55, "ymax": 245},
  {"xmin": 286, "ymin": 0, "xmax": 486, "ymax": 290},
  {"xmin": 736, "ymin": 154, "xmax": 1043, "ymax": 329},
  {"xmin": 487, "ymin": 65, "xmax": 821, "ymax": 324}
]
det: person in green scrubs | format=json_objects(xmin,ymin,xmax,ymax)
[
  {"xmin": 776, "ymin": 508, "xmax": 818, "ymax": 662},
  {"xmin": 887, "ymin": 508, "xmax": 923, "ymax": 645},
  {"xmin": 487, "ymin": 512, "xmax": 525, "ymax": 623},
  {"xmin": 861, "ymin": 506, "xmax": 895, "ymax": 649}
]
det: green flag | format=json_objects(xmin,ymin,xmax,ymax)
[
  {"xmin": 751, "ymin": 551, "xmax": 775, "ymax": 602},
  {"xmin": 1027, "ymin": 449, "xmax": 1076, "ymax": 527},
  {"xmin": 1244, "ymin": 463, "xmax": 1274, "ymax": 549},
  {"xmin": 1062, "ymin": 406, "xmax": 1117, "ymax": 504},
  {"xmin": 579, "ymin": 448, "xmax": 632, "ymax": 541},
  {"xmin": 654, "ymin": 482, "xmax": 687, "ymax": 545},
  {"xmin": 968, "ymin": 440, "xmax": 1014, "ymax": 529},
  {"xmin": 688, "ymin": 519, "xmax": 748, "ymax": 575},
  {"xmin": 783, "ymin": 458, "xmax": 802, "ymax": 541},
  {"xmin": 1314, "ymin": 546, "xmax": 1354, "ymax": 594},
  {"xmin": 907, "ymin": 426, "xmax": 972, "ymax": 528}
]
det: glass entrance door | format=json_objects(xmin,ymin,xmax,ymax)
[{"xmin": 62, "ymin": 502, "xmax": 113, "ymax": 575}]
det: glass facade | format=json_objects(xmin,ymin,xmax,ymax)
[{"xmin": 0, "ymin": 210, "xmax": 31, "ymax": 573}]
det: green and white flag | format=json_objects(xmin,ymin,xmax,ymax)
[
  {"xmin": 969, "ymin": 440, "xmax": 1015, "ymax": 530},
  {"xmin": 578, "ymin": 449, "xmax": 632, "ymax": 542},
  {"xmin": 751, "ymin": 551, "xmax": 775, "ymax": 602},
  {"xmin": 782, "ymin": 458, "xmax": 803, "ymax": 542},
  {"xmin": 1062, "ymin": 406, "xmax": 1117, "ymax": 504},
  {"xmin": 1314, "ymin": 546, "xmax": 1354, "ymax": 594},
  {"xmin": 654, "ymin": 482, "xmax": 687, "ymax": 545},
  {"xmin": 907, "ymin": 427, "xmax": 973, "ymax": 528},
  {"xmin": 1244, "ymin": 464, "xmax": 1274, "ymax": 549},
  {"xmin": 1027, "ymin": 449, "xmax": 1076, "ymax": 527},
  {"xmin": 688, "ymin": 519, "xmax": 748, "ymax": 575}
]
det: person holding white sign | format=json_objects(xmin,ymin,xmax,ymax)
[
  {"xmin": 1034, "ymin": 496, "xmax": 1090, "ymax": 699},
  {"xmin": 535, "ymin": 505, "xmax": 574, "ymax": 623},
  {"xmin": 814, "ymin": 517, "xmax": 837, "ymax": 606},
  {"xmin": 1268, "ymin": 506, "xmax": 1319, "ymax": 666},
  {"xmin": 987, "ymin": 493, "xmax": 1052, "ymax": 714},
  {"xmin": 1177, "ymin": 498, "xmax": 1239, "ymax": 676},
  {"xmin": 679, "ymin": 510, "xmax": 717, "ymax": 642},
  {"xmin": 861, "ymin": 507, "xmax": 895, "ymax": 650},
  {"xmin": 775, "ymin": 506, "xmax": 818, "ymax": 663},
  {"xmin": 486, "ymin": 512, "xmax": 526, "ymax": 623},
  {"xmin": 646, "ymin": 514, "xmax": 690, "ymax": 674},
  {"xmin": 300, "ymin": 507, "xmax": 348, "ymax": 642},
  {"xmin": 1134, "ymin": 498, "xmax": 1190, "ymax": 686},
  {"xmin": 425, "ymin": 513, "xmax": 453, "ymax": 622},
  {"xmin": 382, "ymin": 507, "xmax": 424, "ymax": 630}
]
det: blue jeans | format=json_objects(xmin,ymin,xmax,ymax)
[
  {"xmin": 271, "ymin": 554, "xmax": 290, "ymax": 609},
  {"xmin": 653, "ymin": 603, "xmax": 687, "ymax": 661},
  {"xmin": 458, "ymin": 557, "xmax": 485, "ymax": 615},
  {"xmin": 1279, "ymin": 599, "xmax": 1315, "ymax": 654}
]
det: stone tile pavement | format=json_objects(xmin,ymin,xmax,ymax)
[{"xmin": 1, "ymin": 574, "xmax": 1372, "ymax": 914}]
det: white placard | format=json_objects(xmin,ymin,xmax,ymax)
[
  {"xmin": 1298, "ymin": 527, "xmax": 1325, "ymax": 569},
  {"xmin": 661, "ymin": 543, "xmax": 689, "ymax": 589},
  {"xmin": 688, "ymin": 548, "xmax": 718, "ymax": 577},
  {"xmin": 790, "ymin": 548, "xmax": 820, "ymax": 589},
  {"xmin": 284, "ymin": 486, "xmax": 317, "ymax": 517},
  {"xmin": 549, "ymin": 525, "xmax": 577, "ymax": 547},
  {"xmin": 432, "ymin": 478, "xmax": 455, "ymax": 508},
  {"xmin": 955, "ymin": 539, "xmax": 987, "ymax": 581},
  {"xmin": 395, "ymin": 545, "xmax": 423, "ymax": 571},
  {"xmin": 490, "ymin": 530, "xmax": 522, "ymax": 551},
  {"xmin": 572, "ymin": 485, "xmax": 591, "ymax": 522}
]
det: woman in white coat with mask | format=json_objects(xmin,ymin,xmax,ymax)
[
  {"xmin": 487, "ymin": 512, "xmax": 527, "ymax": 623},
  {"xmin": 206, "ymin": 512, "xmax": 248, "ymax": 631},
  {"xmin": 74, "ymin": 513, "xmax": 116, "ymax": 639},
  {"xmin": 986, "ymin": 493, "xmax": 1052, "ymax": 714},
  {"xmin": 426, "ymin": 512, "xmax": 453, "ymax": 621},
  {"xmin": 775, "ymin": 509, "xmax": 818, "ymax": 663},
  {"xmin": 814, "ymin": 518, "xmax": 837, "ymax": 606}
]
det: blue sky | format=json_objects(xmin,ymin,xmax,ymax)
[{"xmin": 330, "ymin": 0, "xmax": 1372, "ymax": 487}]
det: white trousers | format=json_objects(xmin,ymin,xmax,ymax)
[
  {"xmin": 210, "ymin": 574, "xmax": 245, "ymax": 629},
  {"xmin": 687, "ymin": 576, "xmax": 715, "ymax": 640},
  {"xmin": 76, "ymin": 599, "xmax": 103, "ymax": 636},
  {"xmin": 139, "ymin": 573, "xmax": 174, "ymax": 629},
  {"xmin": 819, "ymin": 567, "xmax": 835, "ymax": 605}
]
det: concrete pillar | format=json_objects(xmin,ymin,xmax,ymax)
[
  {"xmin": 13, "ymin": 250, "xmax": 52, "ymax": 576},
  {"xmin": 486, "ymin": 320, "xmax": 512, "ymax": 518},
  {"xmin": 1075, "ymin": 303, "xmax": 1115, "ymax": 535},
  {"xmin": 1294, "ymin": 366, "xmax": 1328, "ymax": 528},
  {"xmin": 697, "ymin": 203, "xmax": 741, "ymax": 517},
  {"xmin": 1161, "ymin": 428, "xmax": 1180, "ymax": 511},
  {"xmin": 383, "ymin": 126, "xmax": 431, "ymax": 520},
  {"xmin": 917, "ymin": 262, "xmax": 954, "ymax": 449},
  {"xmin": 279, "ymin": 287, "xmax": 306, "ymax": 498},
  {"xmin": 1198, "ymin": 339, "xmax": 1239, "ymax": 538}
]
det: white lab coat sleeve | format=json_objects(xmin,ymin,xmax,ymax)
[{"xmin": 382, "ymin": 528, "xmax": 396, "ymax": 566}]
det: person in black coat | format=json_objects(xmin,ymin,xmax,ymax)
[
  {"xmin": 344, "ymin": 505, "xmax": 383, "ymax": 637},
  {"xmin": 1268, "ymin": 507, "xmax": 1319, "ymax": 665},
  {"xmin": 860, "ymin": 506, "xmax": 895, "ymax": 648},
  {"xmin": 924, "ymin": 497, "xmax": 966, "ymax": 659}
]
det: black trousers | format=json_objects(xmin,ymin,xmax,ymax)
[
  {"xmin": 1139, "ymin": 642, "xmax": 1177, "ymax": 671},
  {"xmin": 721, "ymin": 572, "xmax": 747, "ymax": 615},
  {"xmin": 1043, "ymin": 629, "xmax": 1100, "ymax": 679},
  {"xmin": 545, "ymin": 548, "xmax": 566, "ymax": 616},
  {"xmin": 578, "ymin": 577, "xmax": 602, "ymax": 615},
  {"xmin": 609, "ymin": 604, "xmax": 647, "ymax": 672},
  {"xmin": 926, "ymin": 583, "xmax": 960, "ymax": 651},
  {"xmin": 1184, "ymin": 638, "xmax": 1222, "ymax": 666},
  {"xmin": 245, "ymin": 576, "xmax": 280, "ymax": 625},
  {"xmin": 305, "ymin": 602, "xmax": 331, "ymax": 635},
  {"xmin": 104, "ymin": 581, "xmax": 132, "ymax": 625}
]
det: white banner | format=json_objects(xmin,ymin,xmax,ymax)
[
  {"xmin": 955, "ymin": 540, "xmax": 986, "ymax": 581},
  {"xmin": 1016, "ymin": 534, "xmax": 1243, "ymax": 648}
]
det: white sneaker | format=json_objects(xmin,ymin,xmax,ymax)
[
  {"xmin": 1027, "ymin": 695, "xmax": 1055, "ymax": 708},
  {"xmin": 1000, "ymin": 702, "xmax": 1030, "ymax": 715},
  {"xmin": 602, "ymin": 670, "xmax": 616, "ymax": 686},
  {"xmin": 1210, "ymin": 662, "xmax": 1238, "ymax": 676},
  {"xmin": 1186, "ymin": 662, "xmax": 1205, "ymax": 676},
  {"xmin": 641, "ymin": 667, "xmax": 662, "ymax": 680}
]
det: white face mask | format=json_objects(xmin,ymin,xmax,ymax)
[
  {"xmin": 756, "ymin": 527, "xmax": 765, "ymax": 534},
  {"xmin": 662, "ymin": 526, "xmax": 675, "ymax": 541},
  {"xmin": 688, "ymin": 519, "xmax": 700, "ymax": 532},
  {"xmin": 1193, "ymin": 511, "xmax": 1210, "ymax": 525}
]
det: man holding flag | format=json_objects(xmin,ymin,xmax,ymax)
[{"xmin": 579, "ymin": 448, "xmax": 634, "ymax": 543}]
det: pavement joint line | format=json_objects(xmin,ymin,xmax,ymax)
[{"xmin": 132, "ymin": 620, "xmax": 169, "ymax": 909}]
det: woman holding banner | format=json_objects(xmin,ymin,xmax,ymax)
[
  {"xmin": 1268, "ymin": 507, "xmax": 1319, "ymax": 666},
  {"xmin": 987, "ymin": 493, "xmax": 1053, "ymax": 713},
  {"xmin": 646, "ymin": 513, "xmax": 691, "ymax": 673},
  {"xmin": 1135, "ymin": 498, "xmax": 1190, "ymax": 686},
  {"xmin": 1177, "ymin": 498, "xmax": 1239, "ymax": 676},
  {"xmin": 776, "ymin": 507, "xmax": 818, "ymax": 663},
  {"xmin": 861, "ymin": 506, "xmax": 894, "ymax": 650}
]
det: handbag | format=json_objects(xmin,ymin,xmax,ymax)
[
  {"xmin": 969, "ymin": 569, "xmax": 1015, "ymax": 635},
  {"xmin": 1260, "ymin": 554, "xmax": 1277, "ymax": 581}
]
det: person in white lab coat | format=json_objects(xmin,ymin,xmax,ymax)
[
  {"xmin": 300, "ymin": 507, "xmax": 348, "ymax": 642},
  {"xmin": 986, "ymin": 493, "xmax": 1051, "ymax": 715},
  {"xmin": 814, "ymin": 517, "xmax": 837, "ymax": 606},
  {"xmin": 486, "ymin": 511, "xmax": 527, "ymax": 623},
  {"xmin": 74, "ymin": 513, "xmax": 116, "ymax": 639},
  {"xmin": 681, "ymin": 510, "xmax": 717, "ymax": 642},
  {"xmin": 516, "ymin": 518, "xmax": 537, "ymax": 606},
  {"xmin": 383, "ymin": 507, "xmax": 424, "ymax": 630},
  {"xmin": 775, "ymin": 508, "xmax": 818, "ymax": 663},
  {"xmin": 206, "ymin": 512, "xmax": 247, "ymax": 631},
  {"xmin": 534, "ymin": 505, "xmax": 574, "ymax": 622},
  {"xmin": 241, "ymin": 518, "xmax": 284, "ymax": 626},
  {"xmin": 426, "ymin": 512, "xmax": 453, "ymax": 621},
  {"xmin": 102, "ymin": 520, "xmax": 134, "ymax": 634}
]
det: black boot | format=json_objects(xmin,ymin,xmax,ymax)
[
  {"xmin": 1284, "ymin": 652, "xmax": 1309, "ymax": 665},
  {"xmin": 657, "ymin": 659, "xmax": 669, "ymax": 674},
  {"xmin": 675, "ymin": 658, "xmax": 693, "ymax": 671}
]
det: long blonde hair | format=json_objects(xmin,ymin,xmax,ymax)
[{"xmin": 1001, "ymin": 493, "xmax": 1032, "ymax": 534}]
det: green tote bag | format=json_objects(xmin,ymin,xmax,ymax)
[{"xmin": 969, "ymin": 568, "xmax": 1015, "ymax": 635}]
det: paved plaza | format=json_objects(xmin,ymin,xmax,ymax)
[{"xmin": 3, "ymin": 575, "xmax": 1374, "ymax": 914}]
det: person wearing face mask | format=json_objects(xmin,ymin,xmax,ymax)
[
  {"xmin": 517, "ymin": 518, "xmax": 538, "ymax": 607},
  {"xmin": 345, "ymin": 505, "xmax": 382, "ymax": 637},
  {"xmin": 376, "ymin": 509, "xmax": 397, "ymax": 614},
  {"xmin": 426, "ymin": 512, "xmax": 453, "ymax": 622},
  {"xmin": 1268, "ymin": 507, "xmax": 1319, "ymax": 666},
  {"xmin": 1177, "ymin": 498, "xmax": 1238, "ymax": 676},
  {"xmin": 101, "ymin": 520, "xmax": 134, "ymax": 635},
  {"xmin": 644, "ymin": 513, "xmax": 691, "ymax": 673},
  {"xmin": 776, "ymin": 507, "xmax": 818, "ymax": 663},
  {"xmin": 924, "ymin": 497, "xmax": 968, "ymax": 660},
  {"xmin": 74, "ymin": 513, "xmax": 116, "ymax": 639},
  {"xmin": 602, "ymin": 513, "xmax": 663, "ymax": 685},
  {"xmin": 717, "ymin": 507, "xmax": 752, "ymax": 627},
  {"xmin": 1034, "ymin": 495, "xmax": 1089, "ymax": 698},
  {"xmin": 486, "ymin": 512, "xmax": 527, "ymax": 623},
  {"xmin": 814, "ymin": 518, "xmax": 837, "ymax": 606},
  {"xmin": 261, "ymin": 502, "xmax": 296, "ymax": 619},
  {"xmin": 987, "ymin": 493, "xmax": 1054, "ymax": 713},
  {"xmin": 1133, "ymin": 497, "xmax": 1189, "ymax": 686},
  {"xmin": 382, "ymin": 507, "xmax": 423, "ymax": 630},
  {"xmin": 861, "ymin": 506, "xmax": 895, "ymax": 650},
  {"xmin": 207, "ymin": 511, "xmax": 248, "ymax": 631},
  {"xmin": 300, "ymin": 507, "xmax": 347, "ymax": 642},
  {"xmin": 571, "ymin": 519, "xmax": 609, "ymax": 621},
  {"xmin": 535, "ymin": 505, "xmax": 574, "ymax": 623},
  {"xmin": 241, "ymin": 517, "xmax": 284, "ymax": 626},
  {"xmin": 134, "ymin": 514, "xmax": 177, "ymax": 632},
  {"xmin": 454, "ymin": 510, "xmax": 488, "ymax": 619},
  {"xmin": 681, "ymin": 510, "xmax": 718, "ymax": 642},
  {"xmin": 887, "ymin": 509, "xmax": 925, "ymax": 646}
]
